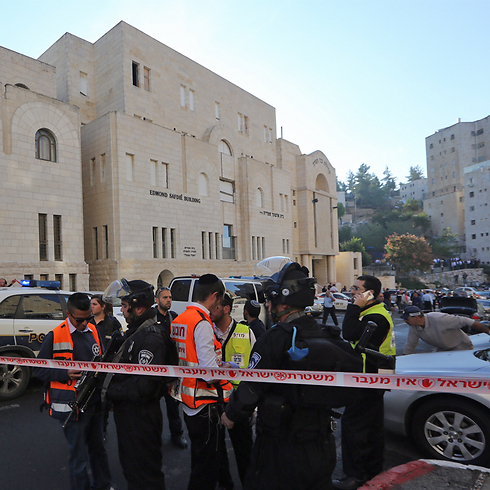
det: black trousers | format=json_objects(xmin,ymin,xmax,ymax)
[
  {"xmin": 228, "ymin": 416, "xmax": 253, "ymax": 484},
  {"xmin": 341, "ymin": 388, "xmax": 385, "ymax": 481},
  {"xmin": 184, "ymin": 406, "xmax": 233, "ymax": 490},
  {"xmin": 163, "ymin": 390, "xmax": 183, "ymax": 437},
  {"xmin": 113, "ymin": 399, "xmax": 166, "ymax": 490},
  {"xmin": 244, "ymin": 426, "xmax": 336, "ymax": 490},
  {"xmin": 322, "ymin": 307, "xmax": 338, "ymax": 326}
]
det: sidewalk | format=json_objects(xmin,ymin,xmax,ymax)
[{"xmin": 361, "ymin": 460, "xmax": 490, "ymax": 490}]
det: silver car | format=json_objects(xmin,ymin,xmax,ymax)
[{"xmin": 384, "ymin": 333, "xmax": 490, "ymax": 466}]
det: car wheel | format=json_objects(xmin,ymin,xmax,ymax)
[
  {"xmin": 0, "ymin": 353, "xmax": 30, "ymax": 401},
  {"xmin": 412, "ymin": 397, "xmax": 490, "ymax": 466}
]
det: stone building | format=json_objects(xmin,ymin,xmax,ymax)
[
  {"xmin": 0, "ymin": 46, "xmax": 89, "ymax": 290},
  {"xmin": 425, "ymin": 115, "xmax": 490, "ymax": 256},
  {"xmin": 35, "ymin": 21, "xmax": 338, "ymax": 290},
  {"xmin": 399, "ymin": 178, "xmax": 427, "ymax": 205}
]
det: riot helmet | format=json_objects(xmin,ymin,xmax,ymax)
[
  {"xmin": 262, "ymin": 260, "xmax": 316, "ymax": 308},
  {"xmin": 103, "ymin": 278, "xmax": 154, "ymax": 309}
]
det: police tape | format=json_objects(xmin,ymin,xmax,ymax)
[{"xmin": 1, "ymin": 356, "xmax": 490, "ymax": 395}]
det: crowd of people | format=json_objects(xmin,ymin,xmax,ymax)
[{"xmin": 28, "ymin": 264, "xmax": 490, "ymax": 490}]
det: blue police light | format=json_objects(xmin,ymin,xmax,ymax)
[{"xmin": 20, "ymin": 280, "xmax": 61, "ymax": 289}]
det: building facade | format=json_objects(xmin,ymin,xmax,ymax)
[
  {"xmin": 0, "ymin": 46, "xmax": 89, "ymax": 290},
  {"xmin": 399, "ymin": 178, "xmax": 427, "ymax": 205},
  {"xmin": 33, "ymin": 21, "xmax": 338, "ymax": 290},
  {"xmin": 425, "ymin": 115, "xmax": 490, "ymax": 256}
]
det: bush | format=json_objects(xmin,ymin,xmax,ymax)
[{"xmin": 397, "ymin": 276, "xmax": 428, "ymax": 289}]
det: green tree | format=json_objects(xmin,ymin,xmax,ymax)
[
  {"xmin": 406, "ymin": 165, "xmax": 425, "ymax": 182},
  {"xmin": 339, "ymin": 237, "xmax": 371, "ymax": 266},
  {"xmin": 382, "ymin": 166, "xmax": 397, "ymax": 195},
  {"xmin": 338, "ymin": 224, "xmax": 353, "ymax": 243},
  {"xmin": 336, "ymin": 202, "xmax": 346, "ymax": 220},
  {"xmin": 385, "ymin": 233, "xmax": 433, "ymax": 273},
  {"xmin": 431, "ymin": 227, "xmax": 458, "ymax": 259},
  {"xmin": 337, "ymin": 177, "xmax": 347, "ymax": 192}
]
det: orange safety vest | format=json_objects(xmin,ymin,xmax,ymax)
[
  {"xmin": 46, "ymin": 319, "xmax": 102, "ymax": 420},
  {"xmin": 170, "ymin": 305, "xmax": 233, "ymax": 409}
]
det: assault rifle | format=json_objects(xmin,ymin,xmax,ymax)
[
  {"xmin": 62, "ymin": 330, "xmax": 123, "ymax": 428},
  {"xmin": 354, "ymin": 321, "xmax": 396, "ymax": 372}
]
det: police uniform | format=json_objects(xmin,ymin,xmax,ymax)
[
  {"xmin": 338, "ymin": 301, "xmax": 395, "ymax": 485},
  {"xmin": 107, "ymin": 308, "xmax": 168, "ymax": 490},
  {"xmin": 225, "ymin": 313, "xmax": 338, "ymax": 490}
]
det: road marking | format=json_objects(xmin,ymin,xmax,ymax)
[{"xmin": 0, "ymin": 404, "xmax": 20, "ymax": 411}]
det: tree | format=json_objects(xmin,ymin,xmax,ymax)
[
  {"xmin": 339, "ymin": 224, "xmax": 353, "ymax": 243},
  {"xmin": 406, "ymin": 165, "xmax": 425, "ymax": 182},
  {"xmin": 339, "ymin": 237, "xmax": 371, "ymax": 266},
  {"xmin": 336, "ymin": 202, "xmax": 346, "ymax": 220},
  {"xmin": 385, "ymin": 233, "xmax": 433, "ymax": 273},
  {"xmin": 337, "ymin": 177, "xmax": 347, "ymax": 192},
  {"xmin": 431, "ymin": 227, "xmax": 458, "ymax": 259},
  {"xmin": 382, "ymin": 166, "xmax": 397, "ymax": 195}
]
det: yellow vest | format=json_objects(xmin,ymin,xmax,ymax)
[
  {"xmin": 359, "ymin": 302, "xmax": 396, "ymax": 356},
  {"xmin": 222, "ymin": 322, "xmax": 252, "ymax": 387}
]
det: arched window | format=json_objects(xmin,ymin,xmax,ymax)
[
  {"xmin": 256, "ymin": 187, "xmax": 264, "ymax": 208},
  {"xmin": 198, "ymin": 173, "xmax": 209, "ymax": 196},
  {"xmin": 15, "ymin": 83, "xmax": 29, "ymax": 90},
  {"xmin": 35, "ymin": 128, "xmax": 57, "ymax": 162},
  {"xmin": 218, "ymin": 139, "xmax": 232, "ymax": 156}
]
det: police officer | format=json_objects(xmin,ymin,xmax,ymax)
[
  {"xmin": 103, "ymin": 279, "xmax": 176, "ymax": 490},
  {"xmin": 221, "ymin": 261, "xmax": 340, "ymax": 490}
]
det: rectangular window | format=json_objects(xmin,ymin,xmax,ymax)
[
  {"xmin": 202, "ymin": 232, "xmax": 206, "ymax": 259},
  {"xmin": 238, "ymin": 113, "xmax": 249, "ymax": 134},
  {"xmin": 215, "ymin": 233, "xmax": 220, "ymax": 260},
  {"xmin": 219, "ymin": 180, "xmax": 235, "ymax": 203},
  {"xmin": 93, "ymin": 227, "xmax": 99, "ymax": 260},
  {"xmin": 132, "ymin": 61, "xmax": 139, "ymax": 87},
  {"xmin": 150, "ymin": 159, "xmax": 157, "ymax": 186},
  {"xmin": 126, "ymin": 153, "xmax": 134, "ymax": 181},
  {"xmin": 39, "ymin": 213, "xmax": 48, "ymax": 261},
  {"xmin": 80, "ymin": 71, "xmax": 88, "ymax": 96},
  {"xmin": 251, "ymin": 236, "xmax": 256, "ymax": 260},
  {"xmin": 471, "ymin": 220, "xmax": 476, "ymax": 225},
  {"xmin": 161, "ymin": 162, "xmax": 168, "ymax": 188},
  {"xmin": 261, "ymin": 237, "xmax": 265, "ymax": 259},
  {"xmin": 90, "ymin": 157, "xmax": 96, "ymax": 186},
  {"xmin": 162, "ymin": 228, "xmax": 167, "ymax": 258},
  {"xmin": 264, "ymin": 126, "xmax": 268, "ymax": 143},
  {"xmin": 170, "ymin": 229, "xmax": 176, "ymax": 258},
  {"xmin": 189, "ymin": 89, "xmax": 195, "ymax": 111},
  {"xmin": 152, "ymin": 227, "xmax": 158, "ymax": 258},
  {"xmin": 100, "ymin": 154, "xmax": 106, "ymax": 182},
  {"xmin": 257, "ymin": 236, "xmax": 262, "ymax": 260},
  {"xmin": 222, "ymin": 224, "xmax": 236, "ymax": 260},
  {"xmin": 69, "ymin": 274, "xmax": 76, "ymax": 292},
  {"xmin": 103, "ymin": 225, "xmax": 109, "ymax": 258},
  {"xmin": 55, "ymin": 274, "xmax": 63, "ymax": 289},
  {"xmin": 269, "ymin": 127, "xmax": 273, "ymax": 143},
  {"xmin": 39, "ymin": 273, "xmax": 48, "ymax": 281},
  {"xmin": 53, "ymin": 215, "xmax": 62, "ymax": 261},
  {"xmin": 215, "ymin": 102, "xmax": 220, "ymax": 120},
  {"xmin": 470, "ymin": 191, "xmax": 475, "ymax": 197},
  {"xmin": 286, "ymin": 239, "xmax": 289, "ymax": 254},
  {"xmin": 144, "ymin": 67, "xmax": 150, "ymax": 91},
  {"xmin": 180, "ymin": 85, "xmax": 186, "ymax": 107}
]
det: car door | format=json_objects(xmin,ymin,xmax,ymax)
[{"xmin": 13, "ymin": 292, "xmax": 67, "ymax": 354}]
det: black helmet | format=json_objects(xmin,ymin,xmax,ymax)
[
  {"xmin": 103, "ymin": 278, "xmax": 154, "ymax": 309},
  {"xmin": 262, "ymin": 261, "xmax": 316, "ymax": 308}
]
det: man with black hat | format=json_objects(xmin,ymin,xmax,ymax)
[
  {"xmin": 243, "ymin": 299, "xmax": 266, "ymax": 338},
  {"xmin": 103, "ymin": 279, "xmax": 176, "ymax": 490},
  {"xmin": 170, "ymin": 274, "xmax": 235, "ymax": 490},
  {"xmin": 221, "ymin": 261, "xmax": 355, "ymax": 490},
  {"xmin": 402, "ymin": 305, "xmax": 490, "ymax": 354}
]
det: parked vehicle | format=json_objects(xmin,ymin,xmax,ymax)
[
  {"xmin": 384, "ymin": 334, "xmax": 490, "ymax": 466},
  {"xmin": 169, "ymin": 276, "xmax": 265, "ymax": 322},
  {"xmin": 331, "ymin": 292, "xmax": 350, "ymax": 310},
  {"xmin": 454, "ymin": 287, "xmax": 483, "ymax": 299},
  {"xmin": 0, "ymin": 281, "xmax": 72, "ymax": 400},
  {"xmin": 305, "ymin": 296, "xmax": 324, "ymax": 317}
]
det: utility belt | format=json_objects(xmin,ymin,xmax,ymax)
[{"xmin": 258, "ymin": 394, "xmax": 336, "ymax": 440}]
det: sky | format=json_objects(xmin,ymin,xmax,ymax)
[{"xmin": 2, "ymin": 0, "xmax": 489, "ymax": 185}]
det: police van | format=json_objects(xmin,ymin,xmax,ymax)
[
  {"xmin": 169, "ymin": 275, "xmax": 266, "ymax": 323},
  {"xmin": 0, "ymin": 280, "xmax": 73, "ymax": 401}
]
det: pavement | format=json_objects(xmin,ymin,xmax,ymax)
[{"xmin": 361, "ymin": 459, "xmax": 490, "ymax": 490}]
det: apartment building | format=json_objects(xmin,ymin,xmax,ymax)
[
  {"xmin": 35, "ymin": 21, "xmax": 338, "ymax": 290},
  {"xmin": 399, "ymin": 178, "xmax": 427, "ymax": 205},
  {"xmin": 425, "ymin": 115, "xmax": 490, "ymax": 256}
]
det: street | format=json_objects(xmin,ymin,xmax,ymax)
[{"xmin": 0, "ymin": 313, "xmax": 424, "ymax": 489}]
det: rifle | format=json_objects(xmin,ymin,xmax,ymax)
[
  {"xmin": 354, "ymin": 321, "xmax": 396, "ymax": 372},
  {"xmin": 62, "ymin": 330, "xmax": 123, "ymax": 428}
]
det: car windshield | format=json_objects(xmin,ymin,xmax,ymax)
[{"xmin": 474, "ymin": 349, "xmax": 490, "ymax": 362}]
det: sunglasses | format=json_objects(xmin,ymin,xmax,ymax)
[{"xmin": 70, "ymin": 314, "xmax": 91, "ymax": 324}]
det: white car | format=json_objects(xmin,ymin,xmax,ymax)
[
  {"xmin": 384, "ymin": 333, "xmax": 490, "ymax": 466},
  {"xmin": 332, "ymin": 292, "xmax": 350, "ymax": 310},
  {"xmin": 0, "ymin": 283, "xmax": 73, "ymax": 400}
]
